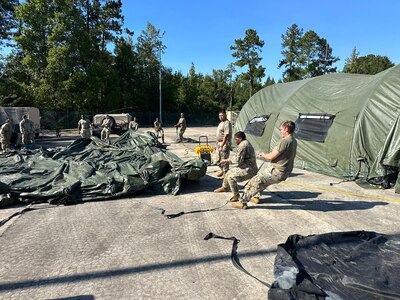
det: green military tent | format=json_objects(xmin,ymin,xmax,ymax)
[{"xmin": 235, "ymin": 65, "xmax": 400, "ymax": 192}]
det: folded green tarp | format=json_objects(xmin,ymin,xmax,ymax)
[{"xmin": 0, "ymin": 131, "xmax": 206, "ymax": 208}]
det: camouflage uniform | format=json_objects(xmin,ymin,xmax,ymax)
[
  {"xmin": 154, "ymin": 120, "xmax": 164, "ymax": 143},
  {"xmin": 101, "ymin": 117, "xmax": 113, "ymax": 140},
  {"xmin": 0, "ymin": 121, "xmax": 12, "ymax": 152},
  {"xmin": 221, "ymin": 140, "xmax": 258, "ymax": 195},
  {"xmin": 19, "ymin": 117, "xmax": 30, "ymax": 144},
  {"xmin": 27, "ymin": 119, "xmax": 35, "ymax": 144},
  {"xmin": 175, "ymin": 114, "xmax": 186, "ymax": 142},
  {"xmin": 216, "ymin": 119, "xmax": 232, "ymax": 172},
  {"xmin": 129, "ymin": 119, "xmax": 139, "ymax": 131},
  {"xmin": 242, "ymin": 165, "xmax": 283, "ymax": 202},
  {"xmin": 78, "ymin": 117, "xmax": 91, "ymax": 138},
  {"xmin": 241, "ymin": 135, "xmax": 297, "ymax": 203}
]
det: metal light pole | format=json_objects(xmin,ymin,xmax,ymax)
[
  {"xmin": 158, "ymin": 31, "xmax": 165, "ymax": 124},
  {"xmin": 159, "ymin": 51, "xmax": 162, "ymax": 124}
]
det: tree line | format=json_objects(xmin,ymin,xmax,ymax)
[{"xmin": 0, "ymin": 0, "xmax": 395, "ymax": 115}]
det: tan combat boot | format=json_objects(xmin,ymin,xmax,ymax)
[
  {"xmin": 216, "ymin": 170, "xmax": 224, "ymax": 177},
  {"xmin": 229, "ymin": 194, "xmax": 240, "ymax": 202},
  {"xmin": 250, "ymin": 196, "xmax": 260, "ymax": 204},
  {"xmin": 231, "ymin": 202, "xmax": 247, "ymax": 209},
  {"xmin": 214, "ymin": 186, "xmax": 229, "ymax": 193}
]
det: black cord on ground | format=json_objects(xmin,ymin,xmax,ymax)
[
  {"xmin": 165, "ymin": 201, "xmax": 229, "ymax": 219},
  {"xmin": 0, "ymin": 204, "xmax": 60, "ymax": 227},
  {"xmin": 204, "ymin": 232, "xmax": 271, "ymax": 288}
]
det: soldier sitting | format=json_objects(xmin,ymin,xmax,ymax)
[{"xmin": 214, "ymin": 131, "xmax": 258, "ymax": 202}]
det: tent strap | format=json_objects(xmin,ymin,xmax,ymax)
[{"xmin": 204, "ymin": 232, "xmax": 271, "ymax": 288}]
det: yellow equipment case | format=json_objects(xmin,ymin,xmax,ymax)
[{"xmin": 194, "ymin": 136, "xmax": 213, "ymax": 165}]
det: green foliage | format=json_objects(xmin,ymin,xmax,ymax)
[
  {"xmin": 279, "ymin": 24, "xmax": 339, "ymax": 82},
  {"xmin": 263, "ymin": 76, "xmax": 275, "ymax": 87},
  {"xmin": 230, "ymin": 29, "xmax": 265, "ymax": 97},
  {"xmin": 113, "ymin": 37, "xmax": 137, "ymax": 109},
  {"xmin": 135, "ymin": 22, "xmax": 166, "ymax": 112},
  {"xmin": 343, "ymin": 49, "xmax": 394, "ymax": 75},
  {"xmin": 10, "ymin": 0, "xmax": 124, "ymax": 111},
  {"xmin": 0, "ymin": 0, "xmax": 18, "ymax": 48},
  {"xmin": 1, "ymin": 4, "xmax": 396, "ymax": 117},
  {"xmin": 176, "ymin": 63, "xmax": 201, "ymax": 112},
  {"xmin": 198, "ymin": 69, "xmax": 231, "ymax": 112},
  {"xmin": 232, "ymin": 76, "xmax": 256, "ymax": 109},
  {"xmin": 0, "ymin": 49, "xmax": 34, "ymax": 106},
  {"xmin": 279, "ymin": 24, "xmax": 303, "ymax": 82}
]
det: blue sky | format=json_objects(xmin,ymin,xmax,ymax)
[{"xmin": 122, "ymin": 0, "xmax": 400, "ymax": 81}]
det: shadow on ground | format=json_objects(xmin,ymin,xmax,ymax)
[
  {"xmin": 0, "ymin": 247, "xmax": 275, "ymax": 292},
  {"xmin": 180, "ymin": 174, "xmax": 223, "ymax": 194},
  {"xmin": 288, "ymin": 172, "xmax": 303, "ymax": 177},
  {"xmin": 252, "ymin": 191, "xmax": 388, "ymax": 212}
]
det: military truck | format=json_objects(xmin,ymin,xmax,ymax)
[
  {"xmin": 91, "ymin": 113, "xmax": 132, "ymax": 137},
  {"xmin": 0, "ymin": 107, "xmax": 41, "ymax": 141}
]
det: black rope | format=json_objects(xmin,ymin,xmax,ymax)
[
  {"xmin": 204, "ymin": 232, "xmax": 271, "ymax": 288},
  {"xmin": 0, "ymin": 207, "xmax": 35, "ymax": 227},
  {"xmin": 165, "ymin": 201, "xmax": 229, "ymax": 219},
  {"xmin": 329, "ymin": 178, "xmax": 352, "ymax": 186},
  {"xmin": 163, "ymin": 161, "xmax": 266, "ymax": 219},
  {"xmin": 0, "ymin": 204, "xmax": 59, "ymax": 227}
]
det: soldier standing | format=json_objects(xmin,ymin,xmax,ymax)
[
  {"xmin": 19, "ymin": 115, "xmax": 30, "ymax": 144},
  {"xmin": 101, "ymin": 115, "xmax": 113, "ymax": 140},
  {"xmin": 78, "ymin": 115, "xmax": 91, "ymax": 138},
  {"xmin": 215, "ymin": 111, "xmax": 232, "ymax": 179},
  {"xmin": 174, "ymin": 113, "xmax": 186, "ymax": 142},
  {"xmin": 0, "ymin": 119, "xmax": 12, "ymax": 152},
  {"xmin": 154, "ymin": 117, "xmax": 165, "ymax": 143},
  {"xmin": 129, "ymin": 117, "xmax": 139, "ymax": 131},
  {"xmin": 214, "ymin": 131, "xmax": 258, "ymax": 202},
  {"xmin": 27, "ymin": 118, "xmax": 35, "ymax": 144}
]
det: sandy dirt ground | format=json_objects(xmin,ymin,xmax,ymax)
[{"xmin": 1, "ymin": 126, "xmax": 399, "ymax": 299}]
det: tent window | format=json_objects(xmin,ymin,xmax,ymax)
[
  {"xmin": 295, "ymin": 113, "xmax": 335, "ymax": 142},
  {"xmin": 244, "ymin": 115, "xmax": 270, "ymax": 136}
]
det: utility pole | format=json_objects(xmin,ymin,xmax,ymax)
[
  {"xmin": 159, "ymin": 50, "xmax": 162, "ymax": 123},
  {"xmin": 158, "ymin": 31, "xmax": 165, "ymax": 124},
  {"xmin": 227, "ymin": 63, "xmax": 235, "ymax": 112}
]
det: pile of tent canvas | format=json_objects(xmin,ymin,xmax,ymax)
[{"xmin": 0, "ymin": 131, "xmax": 206, "ymax": 208}]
